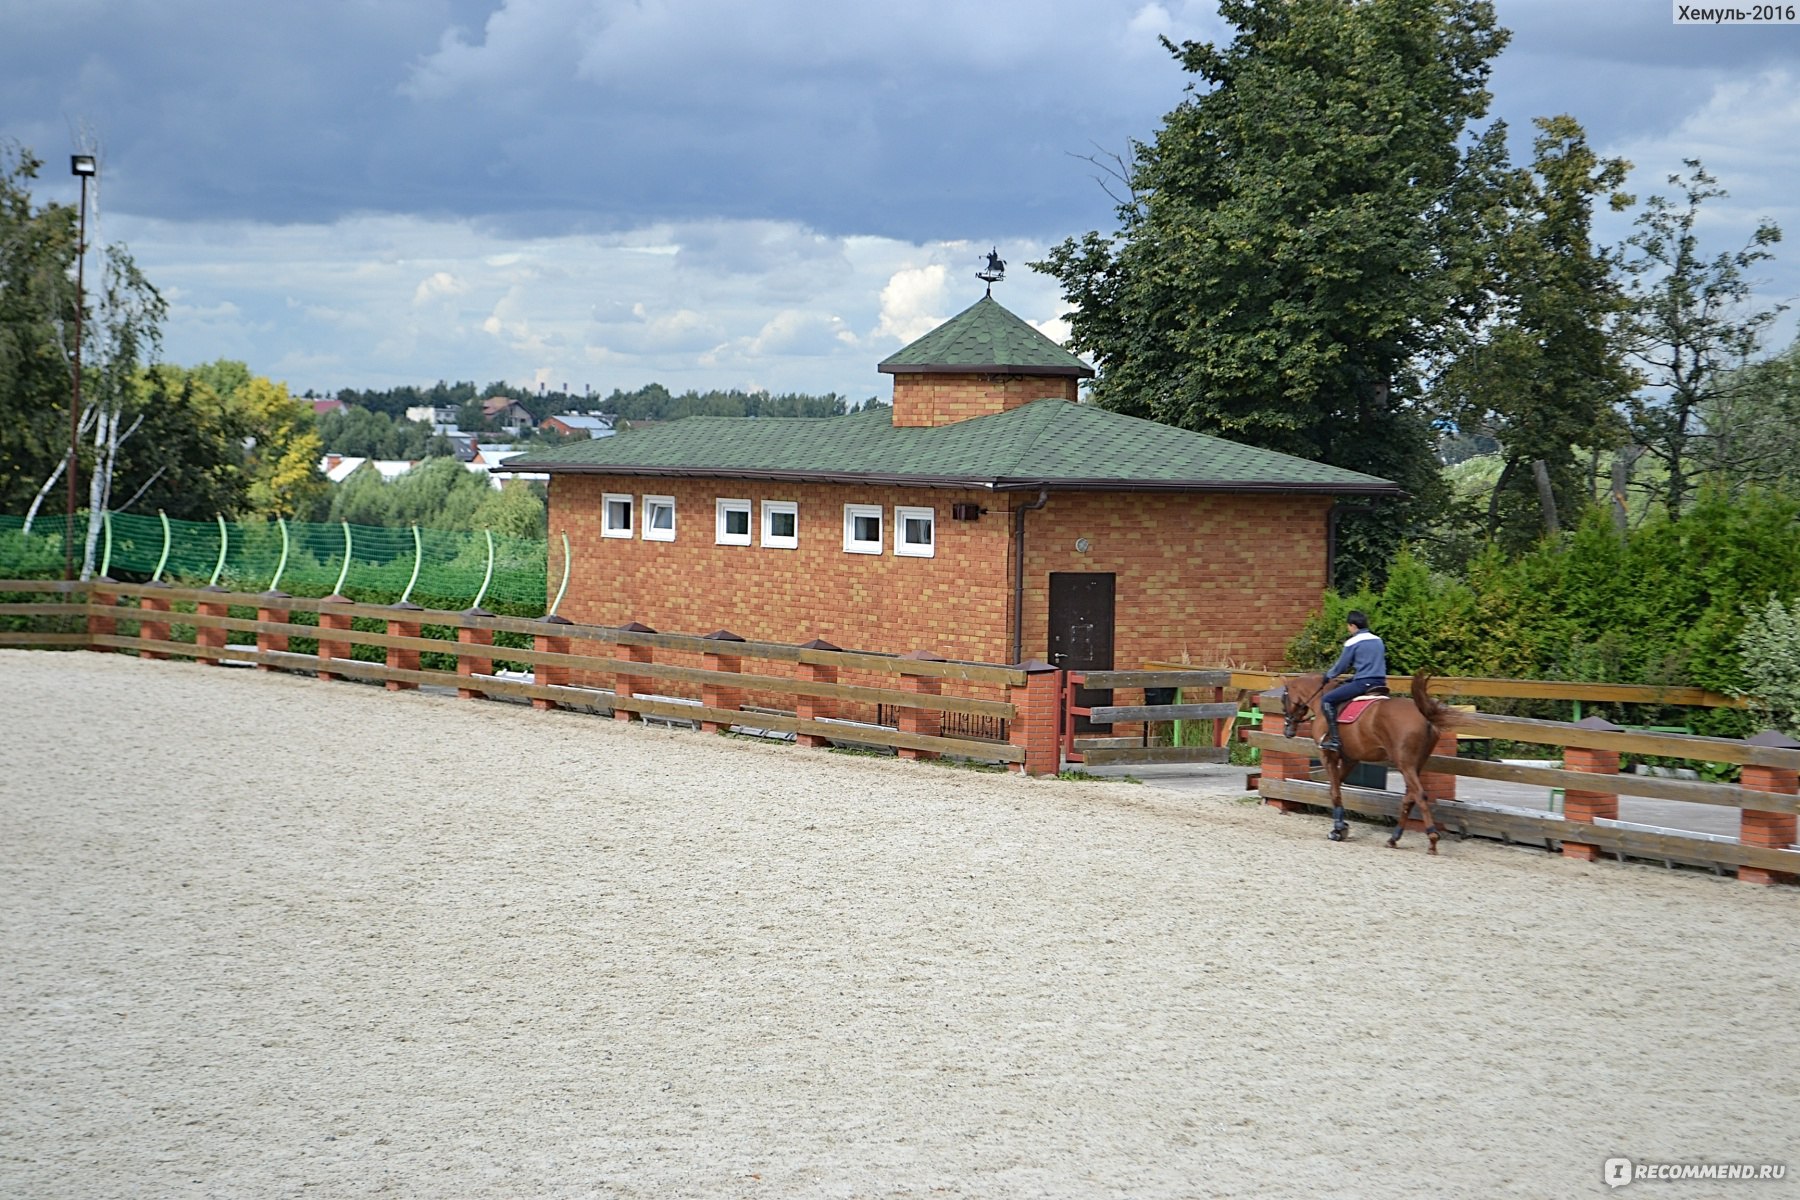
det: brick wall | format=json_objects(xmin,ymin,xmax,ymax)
[
  {"xmin": 548, "ymin": 476, "xmax": 1330, "ymax": 670},
  {"xmin": 890, "ymin": 373, "xmax": 1080, "ymax": 428}
]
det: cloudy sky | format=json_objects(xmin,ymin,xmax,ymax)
[{"xmin": 4, "ymin": 1, "xmax": 1797, "ymax": 401}]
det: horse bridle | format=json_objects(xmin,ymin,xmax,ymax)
[{"xmin": 1282, "ymin": 679, "xmax": 1326, "ymax": 740}]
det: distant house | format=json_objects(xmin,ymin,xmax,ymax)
[
  {"xmin": 311, "ymin": 398, "xmax": 347, "ymax": 416},
  {"xmin": 481, "ymin": 397, "xmax": 535, "ymax": 433},
  {"xmin": 506, "ymin": 294, "xmax": 1400, "ymax": 669},
  {"xmin": 541, "ymin": 413, "xmax": 618, "ymax": 439},
  {"xmin": 465, "ymin": 443, "xmax": 545, "ymax": 489},
  {"xmin": 319, "ymin": 454, "xmax": 367, "ymax": 484},
  {"xmin": 404, "ymin": 404, "xmax": 461, "ymax": 426}
]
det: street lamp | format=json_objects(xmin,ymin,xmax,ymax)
[{"xmin": 66, "ymin": 153, "xmax": 95, "ymax": 581}]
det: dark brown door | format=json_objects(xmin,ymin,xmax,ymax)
[{"xmin": 1048, "ymin": 573, "xmax": 1115, "ymax": 732}]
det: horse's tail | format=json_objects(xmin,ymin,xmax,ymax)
[{"xmin": 1410, "ymin": 672, "xmax": 1469, "ymax": 733}]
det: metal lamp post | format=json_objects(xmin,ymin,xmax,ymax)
[{"xmin": 66, "ymin": 153, "xmax": 96, "ymax": 581}]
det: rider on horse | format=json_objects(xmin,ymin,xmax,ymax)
[{"xmin": 1319, "ymin": 610, "xmax": 1387, "ymax": 751}]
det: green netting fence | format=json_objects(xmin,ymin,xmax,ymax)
[{"xmin": 0, "ymin": 512, "xmax": 549, "ymax": 615}]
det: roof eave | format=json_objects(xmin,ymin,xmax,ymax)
[
  {"xmin": 502, "ymin": 461, "xmax": 1402, "ymax": 496},
  {"xmin": 877, "ymin": 362, "xmax": 1095, "ymax": 379}
]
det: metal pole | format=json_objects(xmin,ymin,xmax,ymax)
[{"xmin": 65, "ymin": 170, "xmax": 89, "ymax": 581}]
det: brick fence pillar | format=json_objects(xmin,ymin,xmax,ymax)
[
  {"xmin": 794, "ymin": 638, "xmax": 841, "ymax": 747},
  {"xmin": 1258, "ymin": 698, "xmax": 1315, "ymax": 814},
  {"xmin": 897, "ymin": 650, "xmax": 946, "ymax": 761},
  {"xmin": 1561, "ymin": 716, "xmax": 1622, "ymax": 863},
  {"xmin": 386, "ymin": 602, "xmax": 423, "ymax": 692},
  {"xmin": 1739, "ymin": 731, "xmax": 1800, "ymax": 886},
  {"xmin": 700, "ymin": 629, "xmax": 746, "ymax": 733},
  {"xmin": 1422, "ymin": 724, "xmax": 1458, "ymax": 803},
  {"xmin": 87, "ymin": 580, "xmax": 116, "ymax": 650},
  {"xmin": 318, "ymin": 595, "xmax": 353, "ymax": 681},
  {"xmin": 456, "ymin": 608, "xmax": 494, "ymax": 700},
  {"xmin": 255, "ymin": 593, "xmax": 289, "ymax": 671},
  {"xmin": 1007, "ymin": 661, "xmax": 1061, "ymax": 776},
  {"xmin": 137, "ymin": 586, "xmax": 171, "ymax": 659},
  {"xmin": 195, "ymin": 588, "xmax": 229, "ymax": 664},
  {"xmin": 612, "ymin": 623, "xmax": 656, "ymax": 722},
  {"xmin": 532, "ymin": 615, "xmax": 572, "ymax": 711}
]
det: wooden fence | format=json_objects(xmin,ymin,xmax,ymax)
[
  {"xmin": 0, "ymin": 580, "xmax": 1071, "ymax": 772},
  {"xmin": 1246, "ymin": 706, "xmax": 1800, "ymax": 885}
]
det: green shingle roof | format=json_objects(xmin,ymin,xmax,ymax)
[
  {"xmin": 878, "ymin": 295, "xmax": 1095, "ymax": 377},
  {"xmin": 506, "ymin": 400, "xmax": 1400, "ymax": 495}
]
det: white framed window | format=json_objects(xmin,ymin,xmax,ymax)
[
  {"xmin": 643, "ymin": 495, "xmax": 676, "ymax": 542},
  {"xmin": 896, "ymin": 505, "xmax": 936, "ymax": 558},
  {"xmin": 843, "ymin": 504, "xmax": 883, "ymax": 554},
  {"xmin": 603, "ymin": 493, "xmax": 634, "ymax": 539},
  {"xmin": 716, "ymin": 498, "xmax": 752, "ymax": 545},
  {"xmin": 761, "ymin": 500, "xmax": 798, "ymax": 549}
]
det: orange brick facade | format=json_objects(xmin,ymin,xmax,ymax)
[
  {"xmin": 547, "ymin": 475, "xmax": 1330, "ymax": 669},
  {"xmin": 890, "ymin": 373, "xmax": 1080, "ymax": 427}
]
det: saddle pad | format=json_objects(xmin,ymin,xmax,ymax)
[{"xmin": 1339, "ymin": 696, "xmax": 1387, "ymax": 724}]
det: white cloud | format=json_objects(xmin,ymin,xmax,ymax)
[
  {"xmin": 412, "ymin": 270, "xmax": 469, "ymax": 305},
  {"xmin": 875, "ymin": 265, "xmax": 950, "ymax": 345}
]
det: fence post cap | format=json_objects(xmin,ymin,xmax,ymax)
[
  {"xmin": 259, "ymin": 590, "xmax": 291, "ymax": 600},
  {"xmin": 702, "ymin": 629, "xmax": 746, "ymax": 642},
  {"xmin": 619, "ymin": 621, "xmax": 657, "ymax": 633},
  {"xmin": 322, "ymin": 593, "xmax": 353, "ymax": 604},
  {"xmin": 1747, "ymin": 729, "xmax": 1800, "ymax": 750},
  {"xmin": 539, "ymin": 613, "xmax": 573, "ymax": 625},
  {"xmin": 389, "ymin": 600, "xmax": 424, "ymax": 612},
  {"xmin": 1573, "ymin": 715, "xmax": 1622, "ymax": 731},
  {"xmin": 1013, "ymin": 658, "xmax": 1058, "ymax": 675},
  {"xmin": 901, "ymin": 649, "xmax": 947, "ymax": 662},
  {"xmin": 461, "ymin": 605, "xmax": 494, "ymax": 618},
  {"xmin": 799, "ymin": 637, "xmax": 841, "ymax": 651}
]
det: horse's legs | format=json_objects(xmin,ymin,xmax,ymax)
[
  {"xmin": 1325, "ymin": 752, "xmax": 1350, "ymax": 841},
  {"xmin": 1389, "ymin": 763, "xmax": 1440, "ymax": 854}
]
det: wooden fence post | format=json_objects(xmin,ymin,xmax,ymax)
[
  {"xmin": 794, "ymin": 638, "xmax": 840, "ymax": 747},
  {"xmin": 137, "ymin": 586, "xmax": 171, "ymax": 659},
  {"xmin": 455, "ymin": 607, "xmax": 494, "ymax": 700},
  {"xmin": 532, "ymin": 614, "xmax": 572, "ymax": 711},
  {"xmin": 897, "ymin": 650, "xmax": 945, "ymax": 760},
  {"xmin": 700, "ymin": 629, "xmax": 746, "ymax": 733},
  {"xmin": 1258, "ymin": 695, "xmax": 1313, "ymax": 813},
  {"xmin": 318, "ymin": 593, "xmax": 353, "ymax": 681},
  {"xmin": 1007, "ymin": 661, "xmax": 1061, "ymax": 776},
  {"xmin": 255, "ymin": 592, "xmax": 289, "ymax": 670},
  {"xmin": 1739, "ymin": 731, "xmax": 1800, "ymax": 886},
  {"xmin": 386, "ymin": 601, "xmax": 423, "ymax": 691},
  {"xmin": 1561, "ymin": 716, "xmax": 1622, "ymax": 862},
  {"xmin": 86, "ymin": 581, "xmax": 116, "ymax": 651},
  {"xmin": 612, "ymin": 623, "xmax": 656, "ymax": 722},
  {"xmin": 196, "ymin": 588, "xmax": 229, "ymax": 664}
]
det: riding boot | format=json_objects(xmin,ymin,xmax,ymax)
[{"xmin": 1320, "ymin": 701, "xmax": 1341, "ymax": 751}]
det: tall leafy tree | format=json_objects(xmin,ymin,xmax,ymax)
[
  {"xmin": 1035, "ymin": 0, "xmax": 1510, "ymax": 586},
  {"xmin": 1620, "ymin": 161, "xmax": 1784, "ymax": 519},
  {"xmin": 1431, "ymin": 115, "xmax": 1636, "ymax": 550},
  {"xmin": 0, "ymin": 142, "xmax": 79, "ymax": 516}
]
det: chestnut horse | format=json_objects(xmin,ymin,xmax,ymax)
[{"xmin": 1280, "ymin": 671, "xmax": 1464, "ymax": 853}]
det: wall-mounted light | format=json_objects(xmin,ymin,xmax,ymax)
[{"xmin": 951, "ymin": 502, "xmax": 983, "ymax": 521}]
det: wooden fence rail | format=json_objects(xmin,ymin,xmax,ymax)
[
  {"xmin": 1, "ymin": 582, "xmax": 1064, "ymax": 770},
  {"xmin": 1245, "ymin": 718, "xmax": 1800, "ymax": 886}
]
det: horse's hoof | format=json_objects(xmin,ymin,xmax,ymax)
[
  {"xmin": 1386, "ymin": 837, "xmax": 1401, "ymax": 849},
  {"xmin": 1328, "ymin": 827, "xmax": 1347, "ymax": 842},
  {"xmin": 1428, "ymin": 844, "xmax": 1439, "ymax": 856}
]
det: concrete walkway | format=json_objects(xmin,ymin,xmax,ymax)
[{"xmin": 1083, "ymin": 758, "xmax": 1747, "ymax": 840}]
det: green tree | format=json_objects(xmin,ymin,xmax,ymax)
[
  {"xmin": 1620, "ymin": 161, "xmax": 1784, "ymax": 518},
  {"xmin": 1431, "ymin": 115, "xmax": 1635, "ymax": 551},
  {"xmin": 1035, "ymin": 0, "xmax": 1509, "ymax": 585},
  {"xmin": 0, "ymin": 141, "xmax": 79, "ymax": 516},
  {"xmin": 1702, "ymin": 336, "xmax": 1800, "ymax": 497}
]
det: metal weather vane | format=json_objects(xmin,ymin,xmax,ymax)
[{"xmin": 977, "ymin": 247, "xmax": 1006, "ymax": 295}]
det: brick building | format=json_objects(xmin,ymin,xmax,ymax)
[{"xmin": 509, "ymin": 295, "xmax": 1398, "ymax": 671}]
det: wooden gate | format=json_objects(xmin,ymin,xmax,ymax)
[{"xmin": 1060, "ymin": 669, "xmax": 1240, "ymax": 768}]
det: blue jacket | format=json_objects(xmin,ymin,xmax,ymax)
[{"xmin": 1326, "ymin": 630, "xmax": 1387, "ymax": 685}]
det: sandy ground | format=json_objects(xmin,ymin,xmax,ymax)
[{"xmin": 3, "ymin": 650, "xmax": 1798, "ymax": 1200}]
